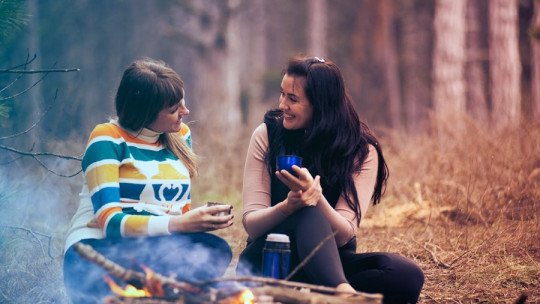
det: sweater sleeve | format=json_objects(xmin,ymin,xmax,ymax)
[
  {"xmin": 317, "ymin": 144, "xmax": 378, "ymax": 246},
  {"xmin": 242, "ymin": 124, "xmax": 290, "ymax": 239},
  {"xmin": 82, "ymin": 124, "xmax": 173, "ymax": 238}
]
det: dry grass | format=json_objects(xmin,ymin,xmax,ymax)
[
  {"xmin": 194, "ymin": 118, "xmax": 540, "ymax": 303},
  {"xmin": 1, "ymin": 118, "xmax": 538, "ymax": 303}
]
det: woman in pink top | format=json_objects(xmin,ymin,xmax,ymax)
[{"xmin": 237, "ymin": 56, "xmax": 424, "ymax": 303}]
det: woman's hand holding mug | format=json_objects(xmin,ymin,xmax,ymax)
[{"xmin": 168, "ymin": 203, "xmax": 233, "ymax": 232}]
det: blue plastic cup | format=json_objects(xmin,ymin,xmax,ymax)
[
  {"xmin": 262, "ymin": 233, "xmax": 290, "ymax": 279},
  {"xmin": 276, "ymin": 155, "xmax": 303, "ymax": 174}
]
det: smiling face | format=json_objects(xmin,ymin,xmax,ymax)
[
  {"xmin": 278, "ymin": 74, "xmax": 313, "ymax": 130},
  {"xmin": 148, "ymin": 96, "xmax": 189, "ymax": 133}
]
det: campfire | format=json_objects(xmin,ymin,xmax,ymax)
[{"xmin": 74, "ymin": 243, "xmax": 382, "ymax": 304}]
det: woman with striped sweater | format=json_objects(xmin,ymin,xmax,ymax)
[{"xmin": 63, "ymin": 58, "xmax": 233, "ymax": 303}]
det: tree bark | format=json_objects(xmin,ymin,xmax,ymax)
[
  {"xmin": 307, "ymin": 0, "xmax": 327, "ymax": 57},
  {"xmin": 165, "ymin": 1, "xmax": 242, "ymax": 140},
  {"xmin": 379, "ymin": 0, "xmax": 402, "ymax": 129},
  {"xmin": 489, "ymin": 0, "xmax": 522, "ymax": 129},
  {"xmin": 432, "ymin": 0, "xmax": 467, "ymax": 129},
  {"xmin": 465, "ymin": 0, "xmax": 489, "ymax": 124},
  {"xmin": 23, "ymin": 0, "xmax": 42, "ymax": 148},
  {"xmin": 237, "ymin": 0, "xmax": 268, "ymax": 126},
  {"xmin": 532, "ymin": 0, "xmax": 540, "ymax": 121},
  {"xmin": 399, "ymin": 0, "xmax": 434, "ymax": 133}
]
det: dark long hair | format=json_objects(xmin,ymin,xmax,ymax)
[{"xmin": 265, "ymin": 56, "xmax": 388, "ymax": 225}]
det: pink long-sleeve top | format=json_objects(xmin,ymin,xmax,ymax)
[{"xmin": 242, "ymin": 123, "xmax": 379, "ymax": 247}]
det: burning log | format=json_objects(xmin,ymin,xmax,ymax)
[
  {"xmin": 73, "ymin": 242, "xmax": 203, "ymax": 296},
  {"xmin": 74, "ymin": 242, "xmax": 382, "ymax": 304}
]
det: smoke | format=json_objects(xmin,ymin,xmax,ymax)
[{"xmin": 0, "ymin": 155, "xmax": 82, "ymax": 303}]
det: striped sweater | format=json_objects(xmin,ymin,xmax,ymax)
[{"xmin": 64, "ymin": 121, "xmax": 192, "ymax": 251}]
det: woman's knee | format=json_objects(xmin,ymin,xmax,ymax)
[
  {"xmin": 383, "ymin": 253, "xmax": 424, "ymax": 302},
  {"xmin": 293, "ymin": 206, "xmax": 329, "ymax": 230}
]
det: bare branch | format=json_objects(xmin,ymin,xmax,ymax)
[
  {"xmin": 0, "ymin": 143, "xmax": 82, "ymax": 176},
  {"xmin": 0, "ymin": 88, "xmax": 59, "ymax": 140},
  {"xmin": 33, "ymin": 155, "xmax": 82, "ymax": 177},
  {"xmin": 0, "ymin": 154, "xmax": 23, "ymax": 165},
  {"xmin": 0, "ymin": 225, "xmax": 58, "ymax": 259},
  {"xmin": 5, "ymin": 52, "xmax": 37, "ymax": 70},
  {"xmin": 0, "ymin": 52, "xmax": 37, "ymax": 94},
  {"xmin": 0, "ymin": 68, "xmax": 80, "ymax": 74},
  {"xmin": 0, "ymin": 70, "xmax": 49, "ymax": 101},
  {"xmin": 0, "ymin": 144, "xmax": 82, "ymax": 161},
  {"xmin": 0, "ymin": 73, "xmax": 24, "ymax": 94}
]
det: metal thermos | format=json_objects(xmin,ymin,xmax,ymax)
[{"xmin": 262, "ymin": 233, "xmax": 290, "ymax": 279}]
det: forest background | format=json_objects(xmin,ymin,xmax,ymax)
[{"xmin": 1, "ymin": 0, "xmax": 539, "ymax": 303}]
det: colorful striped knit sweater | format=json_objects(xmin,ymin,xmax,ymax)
[{"xmin": 64, "ymin": 121, "xmax": 192, "ymax": 251}]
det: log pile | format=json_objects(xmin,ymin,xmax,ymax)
[{"xmin": 74, "ymin": 242, "xmax": 382, "ymax": 304}]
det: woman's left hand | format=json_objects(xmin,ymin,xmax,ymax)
[
  {"xmin": 275, "ymin": 165, "xmax": 314, "ymax": 191},
  {"xmin": 282, "ymin": 175, "xmax": 322, "ymax": 213}
]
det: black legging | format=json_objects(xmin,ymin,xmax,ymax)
[
  {"xmin": 237, "ymin": 207, "xmax": 424, "ymax": 304},
  {"xmin": 64, "ymin": 233, "xmax": 232, "ymax": 304}
]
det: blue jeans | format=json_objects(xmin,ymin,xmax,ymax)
[{"xmin": 63, "ymin": 233, "xmax": 232, "ymax": 304}]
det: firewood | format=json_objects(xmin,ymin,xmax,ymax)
[
  {"xmin": 251, "ymin": 286, "xmax": 382, "ymax": 304},
  {"xmin": 207, "ymin": 276, "xmax": 381, "ymax": 300},
  {"xmin": 73, "ymin": 242, "xmax": 202, "ymax": 294},
  {"xmin": 74, "ymin": 242, "xmax": 382, "ymax": 304}
]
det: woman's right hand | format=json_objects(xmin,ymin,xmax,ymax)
[
  {"xmin": 282, "ymin": 175, "xmax": 322, "ymax": 214},
  {"xmin": 168, "ymin": 204, "xmax": 234, "ymax": 233}
]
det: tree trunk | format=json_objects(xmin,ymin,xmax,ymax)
[
  {"xmin": 432, "ymin": 0, "xmax": 467, "ymax": 129},
  {"xmin": 23, "ymin": 0, "xmax": 42, "ymax": 147},
  {"xmin": 166, "ymin": 1, "xmax": 242, "ymax": 140},
  {"xmin": 399, "ymin": 0, "xmax": 434, "ymax": 133},
  {"xmin": 532, "ymin": 0, "xmax": 540, "ymax": 121},
  {"xmin": 379, "ymin": 0, "xmax": 402, "ymax": 129},
  {"xmin": 465, "ymin": 0, "xmax": 489, "ymax": 124},
  {"xmin": 489, "ymin": 0, "xmax": 522, "ymax": 128},
  {"xmin": 238, "ymin": 0, "xmax": 268, "ymax": 126},
  {"xmin": 307, "ymin": 0, "xmax": 327, "ymax": 57}
]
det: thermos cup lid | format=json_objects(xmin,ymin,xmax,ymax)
[{"xmin": 266, "ymin": 233, "xmax": 290, "ymax": 243}]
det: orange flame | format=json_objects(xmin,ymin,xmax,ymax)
[
  {"xmin": 104, "ymin": 264, "xmax": 164, "ymax": 298},
  {"xmin": 103, "ymin": 276, "xmax": 150, "ymax": 298},
  {"xmin": 239, "ymin": 289, "xmax": 255, "ymax": 304}
]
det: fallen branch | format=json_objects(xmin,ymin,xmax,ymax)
[
  {"xmin": 413, "ymin": 240, "xmax": 451, "ymax": 269},
  {"xmin": 73, "ymin": 242, "xmax": 202, "ymax": 295},
  {"xmin": 207, "ymin": 276, "xmax": 381, "ymax": 301},
  {"xmin": 252, "ymin": 285, "xmax": 381, "ymax": 304},
  {"xmin": 75, "ymin": 242, "xmax": 382, "ymax": 303}
]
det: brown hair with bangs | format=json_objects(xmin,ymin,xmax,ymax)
[{"xmin": 115, "ymin": 57, "xmax": 198, "ymax": 176}]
